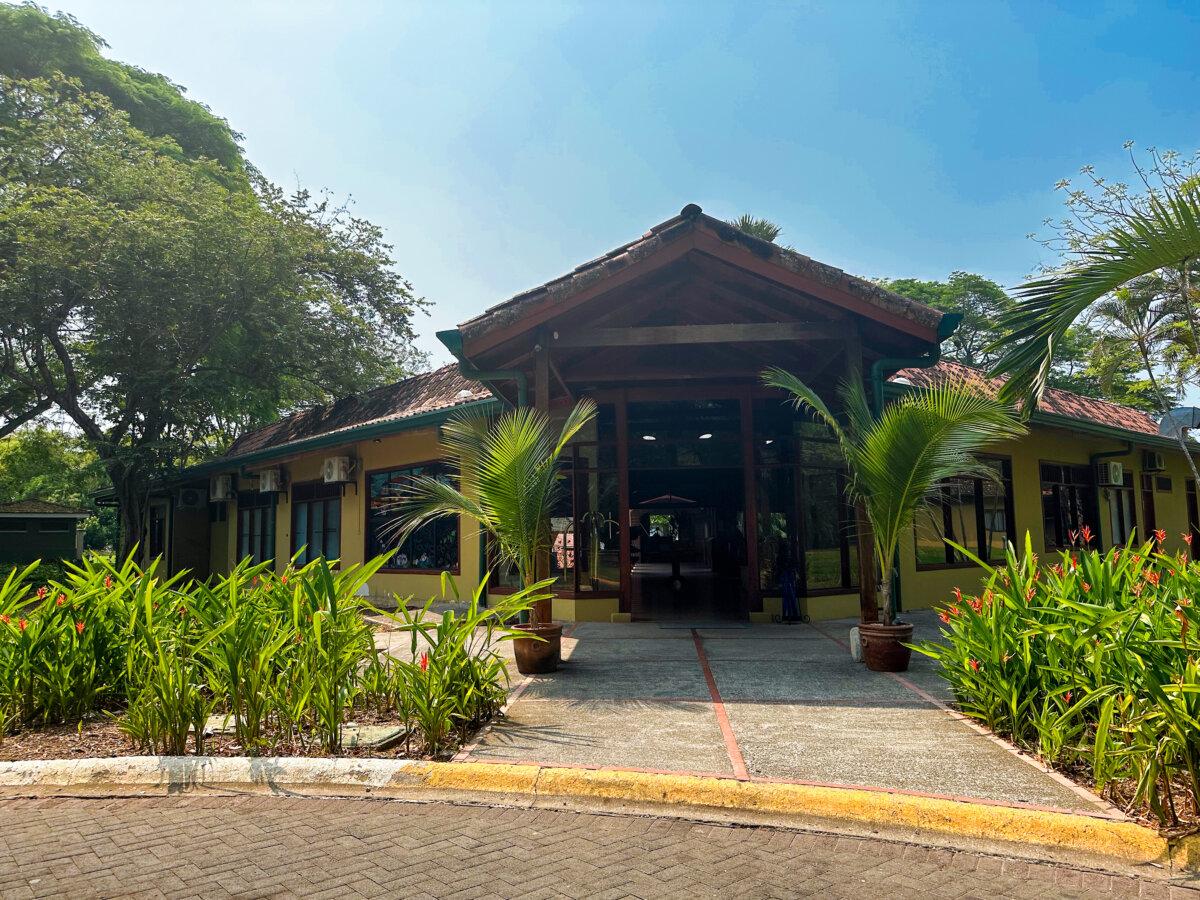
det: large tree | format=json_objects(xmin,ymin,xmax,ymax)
[
  {"xmin": 879, "ymin": 271, "xmax": 1153, "ymax": 410},
  {"xmin": 0, "ymin": 74, "xmax": 427, "ymax": 556},
  {"xmin": 991, "ymin": 145, "xmax": 1200, "ymax": 480},
  {"xmin": 0, "ymin": 3, "xmax": 243, "ymax": 172}
]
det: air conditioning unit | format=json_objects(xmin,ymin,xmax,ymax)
[
  {"xmin": 1143, "ymin": 450, "xmax": 1166, "ymax": 473},
  {"xmin": 1096, "ymin": 460, "xmax": 1124, "ymax": 487},
  {"xmin": 258, "ymin": 468, "xmax": 283, "ymax": 493},
  {"xmin": 209, "ymin": 474, "xmax": 234, "ymax": 502},
  {"xmin": 323, "ymin": 456, "xmax": 353, "ymax": 484},
  {"xmin": 177, "ymin": 487, "xmax": 205, "ymax": 510}
]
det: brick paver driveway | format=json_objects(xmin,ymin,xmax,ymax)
[
  {"xmin": 0, "ymin": 796, "xmax": 1186, "ymax": 899},
  {"xmin": 463, "ymin": 612, "xmax": 1105, "ymax": 813}
]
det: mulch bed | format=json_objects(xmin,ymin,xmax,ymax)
[{"xmin": 0, "ymin": 710, "xmax": 469, "ymax": 763}]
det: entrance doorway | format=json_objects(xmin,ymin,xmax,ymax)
[{"xmin": 625, "ymin": 400, "xmax": 746, "ymax": 621}]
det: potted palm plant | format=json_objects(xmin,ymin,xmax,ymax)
[
  {"xmin": 761, "ymin": 368, "xmax": 1024, "ymax": 671},
  {"xmin": 394, "ymin": 399, "xmax": 597, "ymax": 675}
]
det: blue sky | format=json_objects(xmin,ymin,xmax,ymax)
[{"xmin": 46, "ymin": 0, "xmax": 1200, "ymax": 364}]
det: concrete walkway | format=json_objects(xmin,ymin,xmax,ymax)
[{"xmin": 461, "ymin": 611, "xmax": 1108, "ymax": 814}]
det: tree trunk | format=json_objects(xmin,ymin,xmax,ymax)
[
  {"xmin": 876, "ymin": 578, "xmax": 893, "ymax": 627},
  {"xmin": 112, "ymin": 470, "xmax": 150, "ymax": 561},
  {"xmin": 854, "ymin": 502, "xmax": 878, "ymax": 624}
]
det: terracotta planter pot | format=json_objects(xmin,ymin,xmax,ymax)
[
  {"xmin": 513, "ymin": 622, "xmax": 562, "ymax": 675},
  {"xmin": 858, "ymin": 621, "xmax": 914, "ymax": 672}
]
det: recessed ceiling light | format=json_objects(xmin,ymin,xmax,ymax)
[
  {"xmin": 642, "ymin": 434, "xmax": 656, "ymax": 441},
  {"xmin": 698, "ymin": 433, "xmax": 713, "ymax": 440},
  {"xmin": 764, "ymin": 439, "xmax": 774, "ymax": 445}
]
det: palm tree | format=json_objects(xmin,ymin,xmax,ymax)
[
  {"xmin": 728, "ymin": 214, "xmax": 784, "ymax": 243},
  {"xmin": 761, "ymin": 369, "xmax": 1025, "ymax": 627},
  {"xmin": 990, "ymin": 190, "xmax": 1200, "ymax": 404},
  {"xmin": 393, "ymin": 399, "xmax": 597, "ymax": 633},
  {"xmin": 990, "ymin": 188, "xmax": 1200, "ymax": 485}
]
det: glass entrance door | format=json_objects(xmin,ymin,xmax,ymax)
[{"xmin": 624, "ymin": 399, "xmax": 746, "ymax": 621}]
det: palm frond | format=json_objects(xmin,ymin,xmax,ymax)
[{"xmin": 990, "ymin": 189, "xmax": 1200, "ymax": 405}]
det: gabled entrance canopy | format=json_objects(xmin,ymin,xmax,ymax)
[{"xmin": 439, "ymin": 204, "xmax": 950, "ymax": 407}]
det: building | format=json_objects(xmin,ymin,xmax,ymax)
[
  {"xmin": 151, "ymin": 205, "xmax": 1200, "ymax": 621},
  {"xmin": 0, "ymin": 499, "xmax": 91, "ymax": 567}
]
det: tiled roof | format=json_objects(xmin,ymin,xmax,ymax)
[
  {"xmin": 459, "ymin": 205, "xmax": 945, "ymax": 343},
  {"xmin": 0, "ymin": 499, "xmax": 91, "ymax": 517},
  {"xmin": 223, "ymin": 365, "xmax": 493, "ymax": 461},
  {"xmin": 891, "ymin": 360, "xmax": 1161, "ymax": 437}
]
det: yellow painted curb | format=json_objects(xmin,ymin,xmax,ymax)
[
  {"xmin": 0, "ymin": 757, "xmax": 1183, "ymax": 871},
  {"xmin": 420, "ymin": 763, "xmax": 1172, "ymax": 869}
]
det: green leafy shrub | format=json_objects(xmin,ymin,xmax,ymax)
[
  {"xmin": 382, "ymin": 573, "xmax": 553, "ymax": 755},
  {"xmin": 916, "ymin": 530, "xmax": 1200, "ymax": 824},
  {"xmin": 0, "ymin": 551, "xmax": 537, "ymax": 758}
]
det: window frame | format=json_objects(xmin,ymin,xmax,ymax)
[
  {"xmin": 914, "ymin": 455, "xmax": 1015, "ymax": 571},
  {"xmin": 1039, "ymin": 460, "xmax": 1101, "ymax": 552},
  {"xmin": 290, "ymin": 481, "xmax": 342, "ymax": 565},
  {"xmin": 236, "ymin": 491, "xmax": 276, "ymax": 566},
  {"xmin": 365, "ymin": 461, "xmax": 461, "ymax": 575}
]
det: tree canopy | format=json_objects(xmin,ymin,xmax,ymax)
[
  {"xmin": 0, "ymin": 73, "xmax": 427, "ymax": 554},
  {"xmin": 879, "ymin": 271, "xmax": 1154, "ymax": 410},
  {"xmin": 0, "ymin": 3, "xmax": 243, "ymax": 172}
]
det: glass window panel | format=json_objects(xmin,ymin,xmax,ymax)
[
  {"xmin": 367, "ymin": 465, "xmax": 459, "ymax": 571},
  {"xmin": 757, "ymin": 466, "xmax": 797, "ymax": 591},
  {"xmin": 294, "ymin": 504, "xmax": 309, "ymax": 563},
  {"xmin": 801, "ymin": 468, "xmax": 844, "ymax": 590},
  {"xmin": 325, "ymin": 500, "xmax": 340, "ymax": 560},
  {"xmin": 576, "ymin": 470, "xmax": 620, "ymax": 592}
]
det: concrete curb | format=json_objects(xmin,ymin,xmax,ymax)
[{"xmin": 0, "ymin": 756, "xmax": 1191, "ymax": 875}]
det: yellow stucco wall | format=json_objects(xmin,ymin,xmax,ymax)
[
  {"xmin": 206, "ymin": 420, "xmax": 1199, "ymax": 622},
  {"xmin": 900, "ymin": 423, "xmax": 1195, "ymax": 615},
  {"xmin": 210, "ymin": 428, "xmax": 484, "ymax": 606}
]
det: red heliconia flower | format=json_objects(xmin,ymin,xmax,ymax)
[
  {"xmin": 1132, "ymin": 582, "xmax": 1145, "ymax": 597},
  {"xmin": 104, "ymin": 576, "xmax": 113, "ymax": 589},
  {"xmin": 938, "ymin": 610, "xmax": 951, "ymax": 624},
  {"xmin": 1132, "ymin": 554, "xmax": 1142, "ymax": 564},
  {"xmin": 55, "ymin": 594, "xmax": 65, "ymax": 607},
  {"xmin": 949, "ymin": 604, "xmax": 961, "ymax": 617},
  {"xmin": 952, "ymin": 586, "xmax": 963, "ymax": 603},
  {"xmin": 969, "ymin": 597, "xmax": 983, "ymax": 614},
  {"xmin": 1155, "ymin": 529, "xmax": 1168, "ymax": 546},
  {"xmin": 36, "ymin": 586, "xmax": 47, "ymax": 600},
  {"xmin": 1185, "ymin": 532, "xmax": 1194, "ymax": 547},
  {"xmin": 251, "ymin": 576, "xmax": 259, "ymax": 587},
  {"xmin": 1052, "ymin": 563, "xmax": 1064, "ymax": 577},
  {"xmin": 75, "ymin": 621, "xmax": 85, "ymax": 634},
  {"xmin": 1025, "ymin": 586, "xmax": 1036, "ymax": 603},
  {"xmin": 18, "ymin": 618, "xmax": 27, "ymax": 632},
  {"xmin": 983, "ymin": 589, "xmax": 994, "ymax": 604},
  {"xmin": 1081, "ymin": 525, "xmax": 1093, "ymax": 545},
  {"xmin": 1171, "ymin": 569, "xmax": 1177, "ymax": 576},
  {"xmin": 1068, "ymin": 528, "xmax": 1079, "ymax": 545},
  {"xmin": 1181, "ymin": 597, "xmax": 1193, "ymax": 607},
  {"xmin": 1070, "ymin": 556, "xmax": 1079, "ymax": 570},
  {"xmin": 1146, "ymin": 571, "xmax": 1161, "ymax": 586},
  {"xmin": 968, "ymin": 658, "xmax": 980, "ymax": 672},
  {"xmin": 419, "ymin": 651, "xmax": 429, "ymax": 673},
  {"xmin": 1176, "ymin": 605, "xmax": 1190, "ymax": 639},
  {"xmin": 0, "ymin": 614, "xmax": 9, "ymax": 625},
  {"xmin": 1064, "ymin": 690, "xmax": 1073, "ymax": 704},
  {"xmin": 281, "ymin": 575, "xmax": 288, "ymax": 585},
  {"xmin": 1081, "ymin": 582, "xmax": 1091, "ymax": 593}
]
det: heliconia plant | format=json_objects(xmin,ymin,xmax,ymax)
[
  {"xmin": 0, "ymin": 550, "xmax": 529, "ymax": 759},
  {"xmin": 916, "ymin": 528, "xmax": 1200, "ymax": 825}
]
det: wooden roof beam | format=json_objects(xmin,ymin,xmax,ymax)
[{"xmin": 552, "ymin": 322, "xmax": 838, "ymax": 349}]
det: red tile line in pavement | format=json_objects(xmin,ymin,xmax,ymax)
[
  {"xmin": 452, "ymin": 622, "xmax": 580, "ymax": 762},
  {"xmin": 806, "ymin": 620, "xmax": 1121, "ymax": 818},
  {"xmin": 690, "ymin": 628, "xmax": 751, "ymax": 781}
]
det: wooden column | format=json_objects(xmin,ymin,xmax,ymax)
[
  {"xmin": 533, "ymin": 333, "xmax": 552, "ymax": 624},
  {"xmin": 740, "ymin": 388, "xmax": 759, "ymax": 617},
  {"xmin": 616, "ymin": 394, "xmax": 632, "ymax": 614}
]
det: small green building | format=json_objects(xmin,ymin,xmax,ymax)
[{"xmin": 0, "ymin": 499, "xmax": 90, "ymax": 567}]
